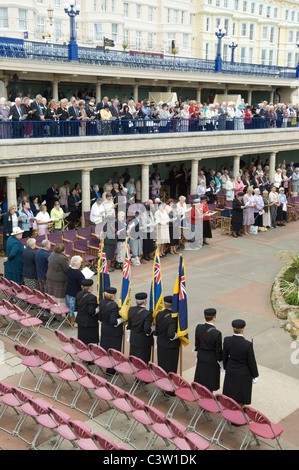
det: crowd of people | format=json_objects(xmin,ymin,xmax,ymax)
[{"xmin": 1, "ymin": 88, "xmax": 299, "ymax": 139}]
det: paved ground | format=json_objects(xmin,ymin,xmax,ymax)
[{"xmin": 0, "ymin": 222, "xmax": 298, "ymax": 451}]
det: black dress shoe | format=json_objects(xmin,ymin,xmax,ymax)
[{"xmin": 203, "ymin": 241, "xmax": 210, "ymax": 245}]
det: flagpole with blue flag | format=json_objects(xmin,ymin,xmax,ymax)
[
  {"xmin": 118, "ymin": 237, "xmax": 132, "ymax": 353},
  {"xmin": 172, "ymin": 254, "xmax": 189, "ymax": 375},
  {"xmin": 97, "ymin": 239, "xmax": 110, "ymax": 304},
  {"xmin": 149, "ymin": 242, "xmax": 164, "ymax": 324}
]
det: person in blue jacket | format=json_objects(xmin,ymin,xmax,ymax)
[{"xmin": 4, "ymin": 227, "xmax": 24, "ymax": 283}]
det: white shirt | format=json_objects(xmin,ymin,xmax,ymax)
[
  {"xmin": 35, "ymin": 211, "xmax": 50, "ymax": 228},
  {"xmin": 90, "ymin": 202, "xmax": 105, "ymax": 224}
]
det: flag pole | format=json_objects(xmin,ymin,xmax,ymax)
[
  {"xmin": 180, "ymin": 342, "xmax": 183, "ymax": 376},
  {"xmin": 97, "ymin": 239, "xmax": 104, "ymax": 304}
]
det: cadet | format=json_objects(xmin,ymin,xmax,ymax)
[
  {"xmin": 155, "ymin": 296, "xmax": 180, "ymax": 374},
  {"xmin": 99, "ymin": 286, "xmax": 125, "ymax": 353},
  {"xmin": 127, "ymin": 292, "xmax": 154, "ymax": 364},
  {"xmin": 193, "ymin": 308, "xmax": 223, "ymax": 392},
  {"xmin": 223, "ymin": 319, "xmax": 259, "ymax": 405}
]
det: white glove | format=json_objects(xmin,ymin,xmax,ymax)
[
  {"xmin": 95, "ymin": 306, "xmax": 100, "ymax": 314},
  {"xmin": 148, "ymin": 324, "xmax": 156, "ymax": 335},
  {"xmin": 218, "ymin": 361, "xmax": 224, "ymax": 372},
  {"xmin": 126, "ymin": 329, "xmax": 131, "ymax": 342},
  {"xmin": 115, "ymin": 317, "xmax": 126, "ymax": 327},
  {"xmin": 252, "ymin": 377, "xmax": 258, "ymax": 384},
  {"xmin": 170, "ymin": 333, "xmax": 178, "ymax": 341},
  {"xmin": 192, "ymin": 348, "xmax": 197, "ymax": 359}
]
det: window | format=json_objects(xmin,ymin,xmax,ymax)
[
  {"xmin": 262, "ymin": 26, "xmax": 268, "ymax": 40},
  {"xmin": 168, "ymin": 33, "xmax": 175, "ymax": 53},
  {"xmin": 288, "ymin": 30, "xmax": 294, "ymax": 43},
  {"xmin": 273, "ymin": 7, "xmax": 278, "ymax": 19},
  {"xmin": 93, "ymin": 0, "xmax": 97, "ymax": 11},
  {"xmin": 101, "ymin": 0, "xmax": 107, "ymax": 11},
  {"xmin": 224, "ymin": 18, "xmax": 229, "ymax": 35},
  {"xmin": 243, "ymin": 1, "xmax": 247, "ymax": 13},
  {"xmin": 136, "ymin": 31, "xmax": 141, "ymax": 49},
  {"xmin": 266, "ymin": 6, "xmax": 271, "ymax": 17},
  {"xmin": 136, "ymin": 5, "xmax": 141, "ymax": 19},
  {"xmin": 248, "ymin": 47, "xmax": 254, "ymax": 63},
  {"xmin": 296, "ymin": 30, "xmax": 299, "ymax": 44},
  {"xmin": 183, "ymin": 33, "xmax": 188, "ymax": 50},
  {"xmin": 249, "ymin": 23, "xmax": 254, "ymax": 40},
  {"xmin": 223, "ymin": 0, "xmax": 228, "ymax": 7},
  {"xmin": 260, "ymin": 49, "xmax": 266, "ymax": 65},
  {"xmin": 223, "ymin": 43, "xmax": 228, "ymax": 61},
  {"xmin": 123, "ymin": 29, "xmax": 128, "ymax": 44},
  {"xmin": 173, "ymin": 10, "xmax": 178, "ymax": 24},
  {"xmin": 232, "ymin": 22, "xmax": 236, "ymax": 36},
  {"xmin": 112, "ymin": 24, "xmax": 118, "ymax": 42},
  {"xmin": 240, "ymin": 46, "xmax": 246, "ymax": 63},
  {"xmin": 241, "ymin": 23, "xmax": 247, "ymax": 36},
  {"xmin": 285, "ymin": 9, "xmax": 289, "ymax": 21},
  {"xmin": 0, "ymin": 8, "xmax": 8, "ymax": 28},
  {"xmin": 54, "ymin": 20, "xmax": 62, "ymax": 40},
  {"xmin": 148, "ymin": 32, "xmax": 153, "ymax": 49},
  {"xmin": 216, "ymin": 0, "xmax": 221, "ymax": 6},
  {"xmin": 94, "ymin": 23, "xmax": 103, "ymax": 41},
  {"xmin": 54, "ymin": 0, "xmax": 61, "ymax": 6},
  {"xmin": 270, "ymin": 27, "xmax": 276, "ymax": 43},
  {"xmin": 287, "ymin": 52, "xmax": 293, "ymax": 67},
  {"xmin": 206, "ymin": 17, "xmax": 210, "ymax": 32},
  {"xmin": 258, "ymin": 4, "xmax": 263, "ymax": 16},
  {"xmin": 205, "ymin": 42, "xmax": 210, "ymax": 60},
  {"xmin": 291, "ymin": 10, "xmax": 295, "ymax": 22},
  {"xmin": 148, "ymin": 6, "xmax": 153, "ymax": 22},
  {"xmin": 167, "ymin": 8, "xmax": 170, "ymax": 23},
  {"xmin": 111, "ymin": 0, "xmax": 115, "ymax": 12},
  {"xmin": 234, "ymin": 0, "xmax": 239, "ymax": 10},
  {"xmin": 250, "ymin": 2, "xmax": 255, "ymax": 14},
  {"xmin": 268, "ymin": 49, "xmax": 274, "ymax": 66},
  {"xmin": 19, "ymin": 9, "xmax": 27, "ymax": 30},
  {"xmin": 37, "ymin": 17, "xmax": 45, "ymax": 37}
]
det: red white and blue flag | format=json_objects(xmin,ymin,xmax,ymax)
[
  {"xmin": 149, "ymin": 242, "xmax": 164, "ymax": 323},
  {"xmin": 118, "ymin": 237, "xmax": 131, "ymax": 320},
  {"xmin": 172, "ymin": 255, "xmax": 189, "ymax": 346}
]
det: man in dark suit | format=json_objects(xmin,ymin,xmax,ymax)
[
  {"xmin": 9, "ymin": 97, "xmax": 25, "ymax": 138},
  {"xmin": 110, "ymin": 99, "xmax": 120, "ymax": 134},
  {"xmin": 30, "ymin": 94, "xmax": 45, "ymax": 137},
  {"xmin": 154, "ymin": 295, "xmax": 180, "ymax": 374},
  {"xmin": 67, "ymin": 187, "xmax": 80, "ymax": 229},
  {"xmin": 223, "ymin": 319, "xmax": 259, "ymax": 405},
  {"xmin": 193, "ymin": 308, "xmax": 223, "ymax": 392},
  {"xmin": 68, "ymin": 99, "xmax": 81, "ymax": 136},
  {"xmin": 96, "ymin": 96, "xmax": 109, "ymax": 113},
  {"xmin": 46, "ymin": 182, "xmax": 59, "ymax": 214},
  {"xmin": 127, "ymin": 292, "xmax": 154, "ymax": 364}
]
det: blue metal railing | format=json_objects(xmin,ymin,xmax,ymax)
[
  {"xmin": 0, "ymin": 117, "xmax": 297, "ymax": 140},
  {"xmin": 0, "ymin": 37, "xmax": 296, "ymax": 78}
]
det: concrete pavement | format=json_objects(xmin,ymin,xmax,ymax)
[{"xmin": 0, "ymin": 222, "xmax": 298, "ymax": 451}]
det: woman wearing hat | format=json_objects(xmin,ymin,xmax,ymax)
[
  {"xmin": 75, "ymin": 279, "xmax": 99, "ymax": 345},
  {"xmin": 3, "ymin": 227, "xmax": 25, "ymax": 283},
  {"xmin": 232, "ymin": 192, "xmax": 245, "ymax": 238},
  {"xmin": 2, "ymin": 204, "xmax": 18, "ymax": 253},
  {"xmin": 222, "ymin": 319, "xmax": 259, "ymax": 405}
]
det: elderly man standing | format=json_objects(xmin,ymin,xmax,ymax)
[
  {"xmin": 35, "ymin": 239, "xmax": 51, "ymax": 293},
  {"xmin": 9, "ymin": 97, "xmax": 26, "ymax": 138},
  {"xmin": 31, "ymin": 94, "xmax": 45, "ymax": 137}
]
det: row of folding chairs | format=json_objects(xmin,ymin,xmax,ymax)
[
  {"xmin": 52, "ymin": 333, "xmax": 284, "ymax": 451},
  {"xmin": 0, "ymin": 381, "xmax": 130, "ymax": 451},
  {"xmin": 0, "ymin": 277, "xmax": 72, "ymax": 334}
]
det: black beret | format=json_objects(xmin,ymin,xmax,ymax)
[
  {"xmin": 204, "ymin": 308, "xmax": 217, "ymax": 317},
  {"xmin": 232, "ymin": 319, "xmax": 246, "ymax": 329},
  {"xmin": 81, "ymin": 279, "xmax": 93, "ymax": 287},
  {"xmin": 164, "ymin": 296, "xmax": 173, "ymax": 304},
  {"xmin": 106, "ymin": 287, "xmax": 117, "ymax": 294},
  {"xmin": 135, "ymin": 292, "xmax": 147, "ymax": 300},
  {"xmin": 237, "ymin": 192, "xmax": 244, "ymax": 197},
  {"xmin": 200, "ymin": 195, "xmax": 208, "ymax": 200}
]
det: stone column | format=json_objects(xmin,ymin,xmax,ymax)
[
  {"xmin": 133, "ymin": 84, "xmax": 139, "ymax": 103},
  {"xmin": 6, "ymin": 176, "xmax": 18, "ymax": 208},
  {"xmin": 96, "ymin": 82, "xmax": 102, "ymax": 103},
  {"xmin": 247, "ymin": 89, "xmax": 252, "ymax": 105},
  {"xmin": 190, "ymin": 159, "xmax": 199, "ymax": 195},
  {"xmin": 81, "ymin": 169, "xmax": 91, "ymax": 228},
  {"xmin": 269, "ymin": 151, "xmax": 277, "ymax": 183},
  {"xmin": 233, "ymin": 155, "xmax": 241, "ymax": 179},
  {"xmin": 269, "ymin": 89, "xmax": 274, "ymax": 104},
  {"xmin": 196, "ymin": 88, "xmax": 202, "ymax": 103},
  {"xmin": 167, "ymin": 86, "xmax": 172, "ymax": 93},
  {"xmin": 141, "ymin": 164, "xmax": 149, "ymax": 202},
  {"xmin": 52, "ymin": 79, "xmax": 59, "ymax": 101}
]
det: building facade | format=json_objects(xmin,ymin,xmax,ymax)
[{"xmin": 0, "ymin": 0, "xmax": 298, "ymax": 66}]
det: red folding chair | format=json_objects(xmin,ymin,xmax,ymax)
[
  {"xmin": 86, "ymin": 372, "xmax": 114, "ymax": 427},
  {"xmin": 242, "ymin": 405, "xmax": 284, "ymax": 450},
  {"xmin": 50, "ymin": 356, "xmax": 79, "ymax": 406},
  {"xmin": 0, "ymin": 383, "xmax": 33, "ymax": 435},
  {"xmin": 128, "ymin": 355, "xmax": 155, "ymax": 395},
  {"xmin": 44, "ymin": 293, "xmax": 71, "ymax": 331},
  {"xmin": 33, "ymin": 349, "xmax": 60, "ymax": 397},
  {"xmin": 165, "ymin": 417, "xmax": 210, "ymax": 451},
  {"xmin": 123, "ymin": 393, "xmax": 153, "ymax": 449},
  {"xmin": 88, "ymin": 343, "xmax": 116, "ymax": 375},
  {"xmin": 19, "ymin": 285, "xmax": 40, "ymax": 314},
  {"xmin": 1, "ymin": 277, "xmax": 15, "ymax": 301},
  {"xmin": 108, "ymin": 348, "xmax": 135, "ymax": 386},
  {"xmin": 167, "ymin": 372, "xmax": 197, "ymax": 419},
  {"xmin": 32, "ymin": 289, "xmax": 52, "ymax": 320},
  {"xmin": 92, "ymin": 432, "xmax": 131, "ymax": 451},
  {"xmin": 69, "ymin": 337, "xmax": 95, "ymax": 363},
  {"xmin": 214, "ymin": 393, "xmax": 249, "ymax": 449},
  {"xmin": 189, "ymin": 382, "xmax": 222, "ymax": 441},
  {"xmin": 14, "ymin": 344, "xmax": 43, "ymax": 392},
  {"xmin": 10, "ymin": 281, "xmax": 28, "ymax": 307},
  {"xmin": 143, "ymin": 404, "xmax": 181, "ymax": 451},
  {"xmin": 1, "ymin": 301, "xmax": 25, "ymax": 340},
  {"xmin": 104, "ymin": 382, "xmax": 134, "ymax": 439},
  {"xmin": 69, "ymin": 361, "xmax": 96, "ymax": 414},
  {"xmin": 54, "ymin": 330, "xmax": 77, "ymax": 360},
  {"xmin": 68, "ymin": 420, "xmax": 98, "ymax": 450},
  {"xmin": 13, "ymin": 305, "xmax": 44, "ymax": 346},
  {"xmin": 48, "ymin": 408, "xmax": 80, "ymax": 451},
  {"xmin": 27, "ymin": 399, "xmax": 59, "ymax": 450},
  {"xmin": 148, "ymin": 362, "xmax": 176, "ymax": 406},
  {"xmin": 0, "ymin": 299, "xmax": 13, "ymax": 327}
]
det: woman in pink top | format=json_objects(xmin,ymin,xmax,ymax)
[{"xmin": 234, "ymin": 176, "xmax": 245, "ymax": 196}]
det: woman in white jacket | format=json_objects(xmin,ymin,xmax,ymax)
[{"xmin": 234, "ymin": 105, "xmax": 245, "ymax": 130}]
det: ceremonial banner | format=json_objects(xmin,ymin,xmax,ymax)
[
  {"xmin": 118, "ymin": 237, "xmax": 131, "ymax": 320},
  {"xmin": 149, "ymin": 242, "xmax": 164, "ymax": 324},
  {"xmin": 97, "ymin": 240, "xmax": 110, "ymax": 303},
  {"xmin": 172, "ymin": 254, "xmax": 189, "ymax": 346}
]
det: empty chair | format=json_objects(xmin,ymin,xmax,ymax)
[
  {"xmin": 86, "ymin": 372, "xmax": 114, "ymax": 426},
  {"xmin": 50, "ymin": 356, "xmax": 79, "ymax": 406},
  {"xmin": 48, "ymin": 407, "xmax": 80, "ymax": 451},
  {"xmin": 33, "ymin": 349, "xmax": 59, "ymax": 397},
  {"xmin": 189, "ymin": 382, "xmax": 222, "ymax": 441},
  {"xmin": 88, "ymin": 344, "xmax": 116, "ymax": 376},
  {"xmin": 104, "ymin": 382, "xmax": 133, "ymax": 439},
  {"xmin": 14, "ymin": 344, "xmax": 43, "ymax": 392},
  {"xmin": 108, "ymin": 348, "xmax": 135, "ymax": 386},
  {"xmin": 167, "ymin": 372, "xmax": 197, "ymax": 419},
  {"xmin": 69, "ymin": 361, "xmax": 96, "ymax": 414},
  {"xmin": 148, "ymin": 362, "xmax": 176, "ymax": 406},
  {"xmin": 72, "ymin": 239, "xmax": 96, "ymax": 268},
  {"xmin": 143, "ymin": 405, "xmax": 182, "ymax": 451},
  {"xmin": 62, "ymin": 229, "xmax": 77, "ymax": 243},
  {"xmin": 123, "ymin": 393, "xmax": 153, "ymax": 448},
  {"xmin": 0, "ymin": 299, "xmax": 12, "ymax": 327},
  {"xmin": 54, "ymin": 330, "xmax": 77, "ymax": 360},
  {"xmin": 19, "ymin": 286, "xmax": 40, "ymax": 314},
  {"xmin": 10, "ymin": 281, "xmax": 28, "ymax": 306},
  {"xmin": 13, "ymin": 305, "xmax": 44, "ymax": 346},
  {"xmin": 32, "ymin": 290, "xmax": 52, "ymax": 319},
  {"xmin": 214, "ymin": 394, "xmax": 249, "ymax": 450},
  {"xmin": 77, "ymin": 227, "xmax": 91, "ymax": 239},
  {"xmin": 165, "ymin": 417, "xmax": 210, "ymax": 451},
  {"xmin": 92, "ymin": 432, "xmax": 121, "ymax": 451},
  {"xmin": 47, "ymin": 232, "xmax": 62, "ymax": 245},
  {"xmin": 44, "ymin": 293, "xmax": 71, "ymax": 331},
  {"xmin": 29, "ymin": 400, "xmax": 65, "ymax": 450},
  {"xmin": 242, "ymin": 405, "xmax": 284, "ymax": 450},
  {"xmin": 1, "ymin": 277, "xmax": 16, "ymax": 301},
  {"xmin": 69, "ymin": 337, "xmax": 94, "ymax": 363},
  {"xmin": 128, "ymin": 355, "xmax": 155, "ymax": 395},
  {"xmin": 0, "ymin": 383, "xmax": 33, "ymax": 435},
  {"xmin": 68, "ymin": 420, "xmax": 98, "ymax": 450}
]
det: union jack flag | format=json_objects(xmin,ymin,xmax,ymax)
[
  {"xmin": 97, "ymin": 240, "xmax": 110, "ymax": 303},
  {"xmin": 149, "ymin": 243, "xmax": 164, "ymax": 323},
  {"xmin": 172, "ymin": 255, "xmax": 189, "ymax": 346}
]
